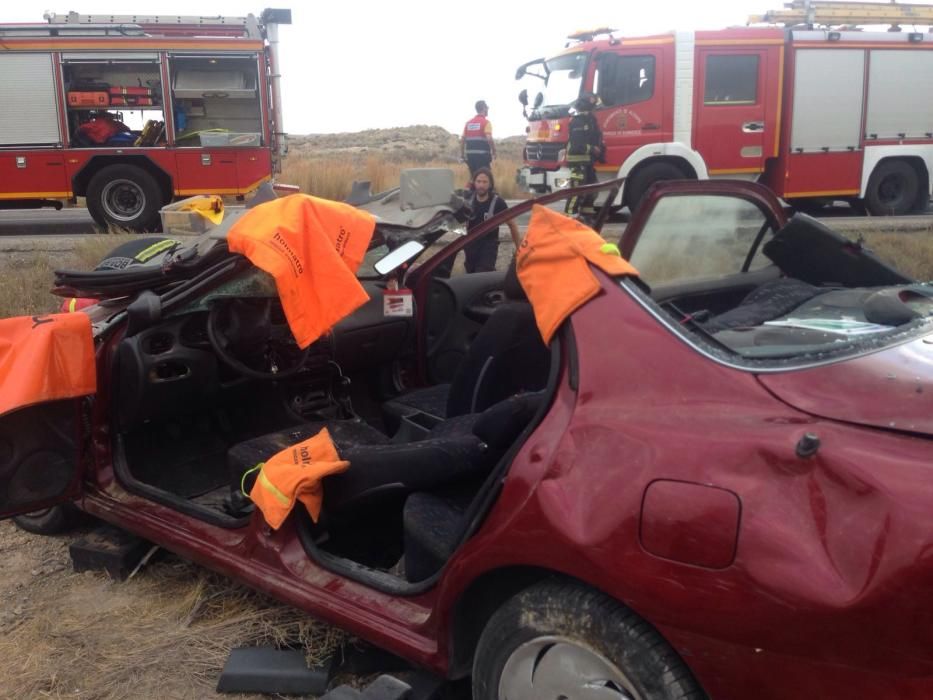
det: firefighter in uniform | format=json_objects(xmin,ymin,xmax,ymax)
[
  {"xmin": 565, "ymin": 93, "xmax": 604, "ymax": 220},
  {"xmin": 461, "ymin": 100, "xmax": 496, "ymax": 176}
]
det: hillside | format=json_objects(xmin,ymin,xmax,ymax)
[{"xmin": 288, "ymin": 125, "xmax": 525, "ymax": 163}]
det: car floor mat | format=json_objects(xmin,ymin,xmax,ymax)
[{"xmin": 123, "ymin": 423, "xmax": 231, "ymax": 499}]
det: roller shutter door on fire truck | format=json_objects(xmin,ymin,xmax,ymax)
[
  {"xmin": 790, "ymin": 49, "xmax": 864, "ymax": 153},
  {"xmin": 0, "ymin": 54, "xmax": 62, "ymax": 146},
  {"xmin": 865, "ymin": 51, "xmax": 933, "ymax": 140}
]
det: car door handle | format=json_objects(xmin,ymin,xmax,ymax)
[{"xmin": 742, "ymin": 121, "xmax": 764, "ymax": 133}]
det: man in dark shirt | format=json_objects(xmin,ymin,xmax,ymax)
[{"xmin": 463, "ymin": 167, "xmax": 521, "ymax": 273}]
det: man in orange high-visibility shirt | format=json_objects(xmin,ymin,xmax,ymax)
[{"xmin": 461, "ymin": 100, "xmax": 496, "ymax": 176}]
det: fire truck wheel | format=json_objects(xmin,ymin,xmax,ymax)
[
  {"xmin": 626, "ymin": 162, "xmax": 686, "ymax": 213},
  {"xmin": 87, "ymin": 164, "xmax": 164, "ymax": 232},
  {"xmin": 865, "ymin": 160, "xmax": 921, "ymax": 216}
]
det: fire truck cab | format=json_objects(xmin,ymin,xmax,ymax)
[
  {"xmin": 517, "ymin": 2, "xmax": 933, "ymax": 215},
  {"xmin": 0, "ymin": 9, "xmax": 290, "ymax": 231}
]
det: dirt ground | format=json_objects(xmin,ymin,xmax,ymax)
[{"xmin": 0, "ymin": 520, "xmax": 348, "ymax": 700}]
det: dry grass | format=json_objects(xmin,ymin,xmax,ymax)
[
  {"xmin": 0, "ymin": 256, "xmax": 62, "ymax": 317},
  {"xmin": 0, "ymin": 530, "xmax": 346, "ymax": 700},
  {"xmin": 844, "ymin": 230, "xmax": 933, "ymax": 282},
  {"xmin": 281, "ymin": 154, "xmax": 526, "ymax": 201},
  {"xmin": 0, "ymin": 235, "xmax": 137, "ymax": 317}
]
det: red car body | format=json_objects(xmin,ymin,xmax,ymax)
[{"xmin": 2, "ymin": 180, "xmax": 932, "ymax": 698}]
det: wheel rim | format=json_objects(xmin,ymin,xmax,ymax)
[
  {"xmin": 498, "ymin": 635, "xmax": 643, "ymax": 700},
  {"xmin": 878, "ymin": 172, "xmax": 908, "ymax": 208},
  {"xmin": 23, "ymin": 508, "xmax": 53, "ymax": 519},
  {"xmin": 101, "ymin": 178, "xmax": 146, "ymax": 222}
]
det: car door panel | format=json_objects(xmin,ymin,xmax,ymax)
[
  {"xmin": 423, "ymin": 271, "xmax": 507, "ymax": 383},
  {"xmin": 0, "ymin": 313, "xmax": 95, "ymax": 519},
  {"xmin": 0, "ymin": 400, "xmax": 85, "ymax": 519}
]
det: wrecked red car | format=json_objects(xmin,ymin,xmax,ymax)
[{"xmin": 3, "ymin": 175, "xmax": 933, "ymax": 699}]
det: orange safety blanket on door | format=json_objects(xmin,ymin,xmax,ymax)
[
  {"xmin": 516, "ymin": 205, "xmax": 639, "ymax": 344},
  {"xmin": 248, "ymin": 427, "xmax": 350, "ymax": 529},
  {"xmin": 0, "ymin": 313, "xmax": 96, "ymax": 417},
  {"xmin": 227, "ymin": 195, "xmax": 376, "ymax": 349}
]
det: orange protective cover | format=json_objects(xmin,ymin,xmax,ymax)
[
  {"xmin": 67, "ymin": 91, "xmax": 109, "ymax": 107},
  {"xmin": 248, "ymin": 427, "xmax": 350, "ymax": 528},
  {"xmin": 517, "ymin": 205, "xmax": 639, "ymax": 344},
  {"xmin": 227, "ymin": 195, "xmax": 376, "ymax": 349},
  {"xmin": 0, "ymin": 313, "xmax": 97, "ymax": 418}
]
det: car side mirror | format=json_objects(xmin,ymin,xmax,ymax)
[
  {"xmin": 519, "ymin": 89, "xmax": 528, "ymax": 107},
  {"xmin": 374, "ymin": 240, "xmax": 427, "ymax": 276},
  {"xmin": 533, "ymin": 92, "xmax": 544, "ymax": 109}
]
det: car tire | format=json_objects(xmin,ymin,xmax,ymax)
[
  {"xmin": 86, "ymin": 164, "xmax": 164, "ymax": 232},
  {"xmin": 864, "ymin": 160, "xmax": 921, "ymax": 216},
  {"xmin": 626, "ymin": 162, "xmax": 686, "ymax": 213},
  {"xmin": 12, "ymin": 504, "xmax": 85, "ymax": 536},
  {"xmin": 472, "ymin": 581, "xmax": 705, "ymax": 700}
]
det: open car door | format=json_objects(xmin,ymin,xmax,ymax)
[
  {"xmin": 618, "ymin": 180, "xmax": 789, "ymax": 313},
  {"xmin": 0, "ymin": 313, "xmax": 96, "ymax": 519}
]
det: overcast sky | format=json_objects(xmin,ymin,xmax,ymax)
[{"xmin": 8, "ymin": 2, "xmax": 917, "ymax": 136}]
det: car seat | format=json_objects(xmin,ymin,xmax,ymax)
[
  {"xmin": 227, "ymin": 392, "xmax": 545, "ymax": 523},
  {"xmin": 382, "ymin": 263, "xmax": 550, "ymax": 430}
]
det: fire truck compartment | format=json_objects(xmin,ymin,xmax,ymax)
[
  {"xmin": 0, "ymin": 53, "xmax": 62, "ymax": 146},
  {"xmin": 171, "ymin": 56, "xmax": 262, "ymax": 146},
  {"xmin": 62, "ymin": 58, "xmax": 165, "ymax": 147}
]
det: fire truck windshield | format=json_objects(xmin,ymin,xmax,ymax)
[{"xmin": 533, "ymin": 52, "xmax": 588, "ymax": 119}]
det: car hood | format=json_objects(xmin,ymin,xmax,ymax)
[{"xmin": 758, "ymin": 333, "xmax": 933, "ymax": 436}]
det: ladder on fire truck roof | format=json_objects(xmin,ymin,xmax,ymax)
[
  {"xmin": 0, "ymin": 10, "xmax": 291, "ymax": 39},
  {"xmin": 750, "ymin": 1, "xmax": 933, "ymax": 28}
]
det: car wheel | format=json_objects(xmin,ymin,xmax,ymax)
[
  {"xmin": 12, "ymin": 504, "xmax": 85, "ymax": 536},
  {"xmin": 865, "ymin": 160, "xmax": 921, "ymax": 216},
  {"xmin": 626, "ymin": 162, "xmax": 686, "ymax": 213},
  {"xmin": 472, "ymin": 581, "xmax": 704, "ymax": 700},
  {"xmin": 87, "ymin": 164, "xmax": 164, "ymax": 232}
]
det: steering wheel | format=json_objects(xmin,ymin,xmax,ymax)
[{"xmin": 207, "ymin": 298, "xmax": 311, "ymax": 380}]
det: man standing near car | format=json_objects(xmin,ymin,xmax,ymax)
[
  {"xmin": 462, "ymin": 167, "xmax": 520, "ymax": 273},
  {"xmin": 461, "ymin": 100, "xmax": 496, "ymax": 176},
  {"xmin": 435, "ymin": 167, "xmax": 520, "ymax": 277}
]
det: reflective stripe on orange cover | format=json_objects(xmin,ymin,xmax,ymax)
[
  {"xmin": 516, "ymin": 205, "xmax": 639, "ymax": 344},
  {"xmin": 227, "ymin": 195, "xmax": 376, "ymax": 349},
  {"xmin": 248, "ymin": 427, "xmax": 350, "ymax": 529},
  {"xmin": 0, "ymin": 313, "xmax": 96, "ymax": 417}
]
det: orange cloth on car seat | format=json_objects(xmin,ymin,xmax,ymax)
[
  {"xmin": 248, "ymin": 427, "xmax": 350, "ymax": 529},
  {"xmin": 227, "ymin": 195, "xmax": 376, "ymax": 348},
  {"xmin": 0, "ymin": 313, "xmax": 96, "ymax": 417},
  {"xmin": 516, "ymin": 205, "xmax": 639, "ymax": 344}
]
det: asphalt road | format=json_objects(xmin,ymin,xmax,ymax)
[{"xmin": 0, "ymin": 208, "xmax": 99, "ymax": 237}]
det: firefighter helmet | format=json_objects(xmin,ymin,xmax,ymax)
[{"xmin": 574, "ymin": 93, "xmax": 599, "ymax": 112}]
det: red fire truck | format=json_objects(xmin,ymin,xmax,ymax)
[
  {"xmin": 516, "ymin": 1, "xmax": 933, "ymax": 215},
  {"xmin": 0, "ymin": 9, "xmax": 290, "ymax": 230}
]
